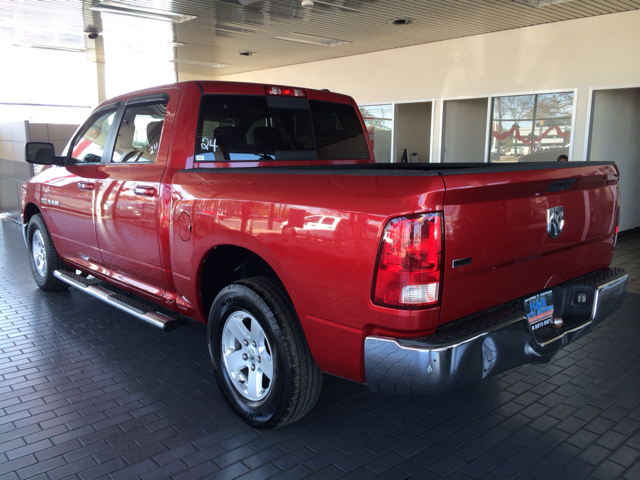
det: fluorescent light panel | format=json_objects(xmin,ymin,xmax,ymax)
[
  {"xmin": 513, "ymin": 0, "xmax": 575, "ymax": 6},
  {"xmin": 170, "ymin": 59, "xmax": 228, "ymax": 68},
  {"xmin": 312, "ymin": 0, "xmax": 362, "ymax": 13},
  {"xmin": 89, "ymin": 1, "xmax": 197, "ymax": 23},
  {"xmin": 13, "ymin": 43, "xmax": 86, "ymax": 53},
  {"xmin": 273, "ymin": 32, "xmax": 349, "ymax": 47}
]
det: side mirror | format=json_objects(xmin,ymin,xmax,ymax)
[
  {"xmin": 24, "ymin": 142, "xmax": 65, "ymax": 166},
  {"xmin": 84, "ymin": 153, "xmax": 102, "ymax": 164}
]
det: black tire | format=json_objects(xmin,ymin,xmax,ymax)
[
  {"xmin": 26, "ymin": 214, "xmax": 68, "ymax": 292},
  {"xmin": 208, "ymin": 276, "xmax": 323, "ymax": 428}
]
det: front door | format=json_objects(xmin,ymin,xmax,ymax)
[
  {"xmin": 44, "ymin": 107, "xmax": 118, "ymax": 268},
  {"xmin": 95, "ymin": 98, "xmax": 169, "ymax": 296}
]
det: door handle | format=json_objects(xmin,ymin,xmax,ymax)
[
  {"xmin": 77, "ymin": 182, "xmax": 95, "ymax": 191},
  {"xmin": 134, "ymin": 186, "xmax": 157, "ymax": 197}
]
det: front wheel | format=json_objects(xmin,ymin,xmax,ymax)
[
  {"xmin": 27, "ymin": 214, "xmax": 68, "ymax": 292},
  {"xmin": 208, "ymin": 277, "xmax": 322, "ymax": 428}
]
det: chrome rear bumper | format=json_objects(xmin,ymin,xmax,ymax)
[{"xmin": 364, "ymin": 268, "xmax": 628, "ymax": 395}]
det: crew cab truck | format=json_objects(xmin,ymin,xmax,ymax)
[{"xmin": 22, "ymin": 81, "xmax": 628, "ymax": 428}]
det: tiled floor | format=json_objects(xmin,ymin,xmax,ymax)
[
  {"xmin": 1, "ymin": 217, "xmax": 639, "ymax": 480},
  {"xmin": 612, "ymin": 232, "xmax": 640, "ymax": 295}
]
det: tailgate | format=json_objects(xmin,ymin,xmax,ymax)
[{"xmin": 439, "ymin": 163, "xmax": 619, "ymax": 325}]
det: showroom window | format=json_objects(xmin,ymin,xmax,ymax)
[
  {"xmin": 359, "ymin": 104, "xmax": 393, "ymax": 163},
  {"xmin": 490, "ymin": 92, "xmax": 573, "ymax": 162}
]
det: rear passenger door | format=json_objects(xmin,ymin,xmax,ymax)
[{"xmin": 94, "ymin": 94, "xmax": 172, "ymax": 296}]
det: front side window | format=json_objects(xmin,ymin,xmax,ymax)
[
  {"xmin": 490, "ymin": 92, "xmax": 573, "ymax": 162},
  {"xmin": 195, "ymin": 94, "xmax": 370, "ymax": 162},
  {"xmin": 69, "ymin": 109, "xmax": 117, "ymax": 164},
  {"xmin": 111, "ymin": 101, "xmax": 167, "ymax": 163}
]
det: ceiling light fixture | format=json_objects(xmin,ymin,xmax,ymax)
[
  {"xmin": 513, "ymin": 0, "xmax": 575, "ymax": 6},
  {"xmin": 310, "ymin": 0, "xmax": 361, "ymax": 12},
  {"xmin": 201, "ymin": 24, "xmax": 255, "ymax": 35},
  {"xmin": 214, "ymin": 26, "xmax": 255, "ymax": 35},
  {"xmin": 238, "ymin": 51, "xmax": 256, "ymax": 56},
  {"xmin": 169, "ymin": 59, "xmax": 228, "ymax": 68},
  {"xmin": 301, "ymin": 0, "xmax": 314, "ymax": 7},
  {"xmin": 89, "ymin": 1, "xmax": 197, "ymax": 23},
  {"xmin": 273, "ymin": 32, "xmax": 349, "ymax": 47},
  {"xmin": 391, "ymin": 18, "xmax": 413, "ymax": 26},
  {"xmin": 168, "ymin": 42, "xmax": 186, "ymax": 47},
  {"xmin": 13, "ymin": 43, "xmax": 86, "ymax": 53}
]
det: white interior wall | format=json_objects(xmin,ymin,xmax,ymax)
[
  {"xmin": 217, "ymin": 10, "xmax": 640, "ymax": 170},
  {"xmin": 373, "ymin": 130, "xmax": 392, "ymax": 163},
  {"xmin": 0, "ymin": 120, "xmax": 28, "ymax": 162},
  {"xmin": 442, "ymin": 98, "xmax": 488, "ymax": 163},
  {"xmin": 394, "ymin": 102, "xmax": 432, "ymax": 163},
  {"xmin": 0, "ymin": 122, "xmax": 79, "ymax": 220},
  {"xmin": 0, "ymin": 121, "xmax": 30, "ymax": 220},
  {"xmin": 589, "ymin": 88, "xmax": 640, "ymax": 232},
  {"xmin": 218, "ymin": 11, "xmax": 640, "ymax": 107},
  {"xmin": 28, "ymin": 123, "xmax": 79, "ymax": 155}
]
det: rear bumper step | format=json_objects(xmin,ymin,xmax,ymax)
[
  {"xmin": 53, "ymin": 270, "xmax": 181, "ymax": 332},
  {"xmin": 364, "ymin": 268, "xmax": 628, "ymax": 395}
]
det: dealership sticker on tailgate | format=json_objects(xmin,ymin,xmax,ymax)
[{"xmin": 524, "ymin": 291, "xmax": 554, "ymax": 330}]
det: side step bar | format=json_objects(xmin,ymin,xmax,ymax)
[{"xmin": 53, "ymin": 270, "xmax": 181, "ymax": 332}]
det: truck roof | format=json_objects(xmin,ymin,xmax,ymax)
[{"xmin": 100, "ymin": 80, "xmax": 355, "ymax": 109}]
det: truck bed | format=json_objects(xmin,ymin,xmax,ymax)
[{"xmin": 172, "ymin": 160, "xmax": 618, "ymax": 381}]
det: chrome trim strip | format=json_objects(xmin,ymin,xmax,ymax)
[
  {"xmin": 53, "ymin": 270, "xmax": 90, "ymax": 290},
  {"xmin": 591, "ymin": 272, "xmax": 629, "ymax": 321},
  {"xmin": 103, "ymin": 296, "xmax": 168, "ymax": 329},
  {"xmin": 53, "ymin": 270, "xmax": 177, "ymax": 332},
  {"xmin": 365, "ymin": 269, "xmax": 628, "ymax": 395}
]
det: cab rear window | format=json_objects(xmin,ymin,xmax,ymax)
[{"xmin": 195, "ymin": 94, "xmax": 369, "ymax": 161}]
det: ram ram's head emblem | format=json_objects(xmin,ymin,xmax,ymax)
[{"xmin": 547, "ymin": 206, "xmax": 564, "ymax": 239}]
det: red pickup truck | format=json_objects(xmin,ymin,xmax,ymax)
[{"xmin": 22, "ymin": 81, "xmax": 628, "ymax": 428}]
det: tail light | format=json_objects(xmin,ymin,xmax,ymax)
[{"xmin": 373, "ymin": 213, "xmax": 443, "ymax": 308}]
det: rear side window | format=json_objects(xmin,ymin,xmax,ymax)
[
  {"xmin": 196, "ymin": 95, "xmax": 270, "ymax": 161},
  {"xmin": 111, "ymin": 102, "xmax": 167, "ymax": 163},
  {"xmin": 311, "ymin": 100, "xmax": 369, "ymax": 160},
  {"xmin": 195, "ymin": 94, "xmax": 369, "ymax": 162}
]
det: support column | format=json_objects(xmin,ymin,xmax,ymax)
[
  {"xmin": 570, "ymin": 88, "xmax": 591, "ymax": 161},
  {"xmin": 430, "ymin": 99, "xmax": 444, "ymax": 163},
  {"xmin": 86, "ymin": 36, "xmax": 107, "ymax": 106}
]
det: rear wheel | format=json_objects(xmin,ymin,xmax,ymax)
[
  {"xmin": 208, "ymin": 277, "xmax": 322, "ymax": 428},
  {"xmin": 27, "ymin": 214, "xmax": 68, "ymax": 292}
]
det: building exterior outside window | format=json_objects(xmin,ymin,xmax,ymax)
[
  {"xmin": 490, "ymin": 92, "xmax": 573, "ymax": 162},
  {"xmin": 359, "ymin": 104, "xmax": 393, "ymax": 163}
]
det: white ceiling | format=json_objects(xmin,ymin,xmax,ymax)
[{"xmin": 1, "ymin": 0, "xmax": 639, "ymax": 78}]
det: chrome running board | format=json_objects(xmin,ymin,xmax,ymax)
[{"xmin": 53, "ymin": 270, "xmax": 181, "ymax": 332}]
